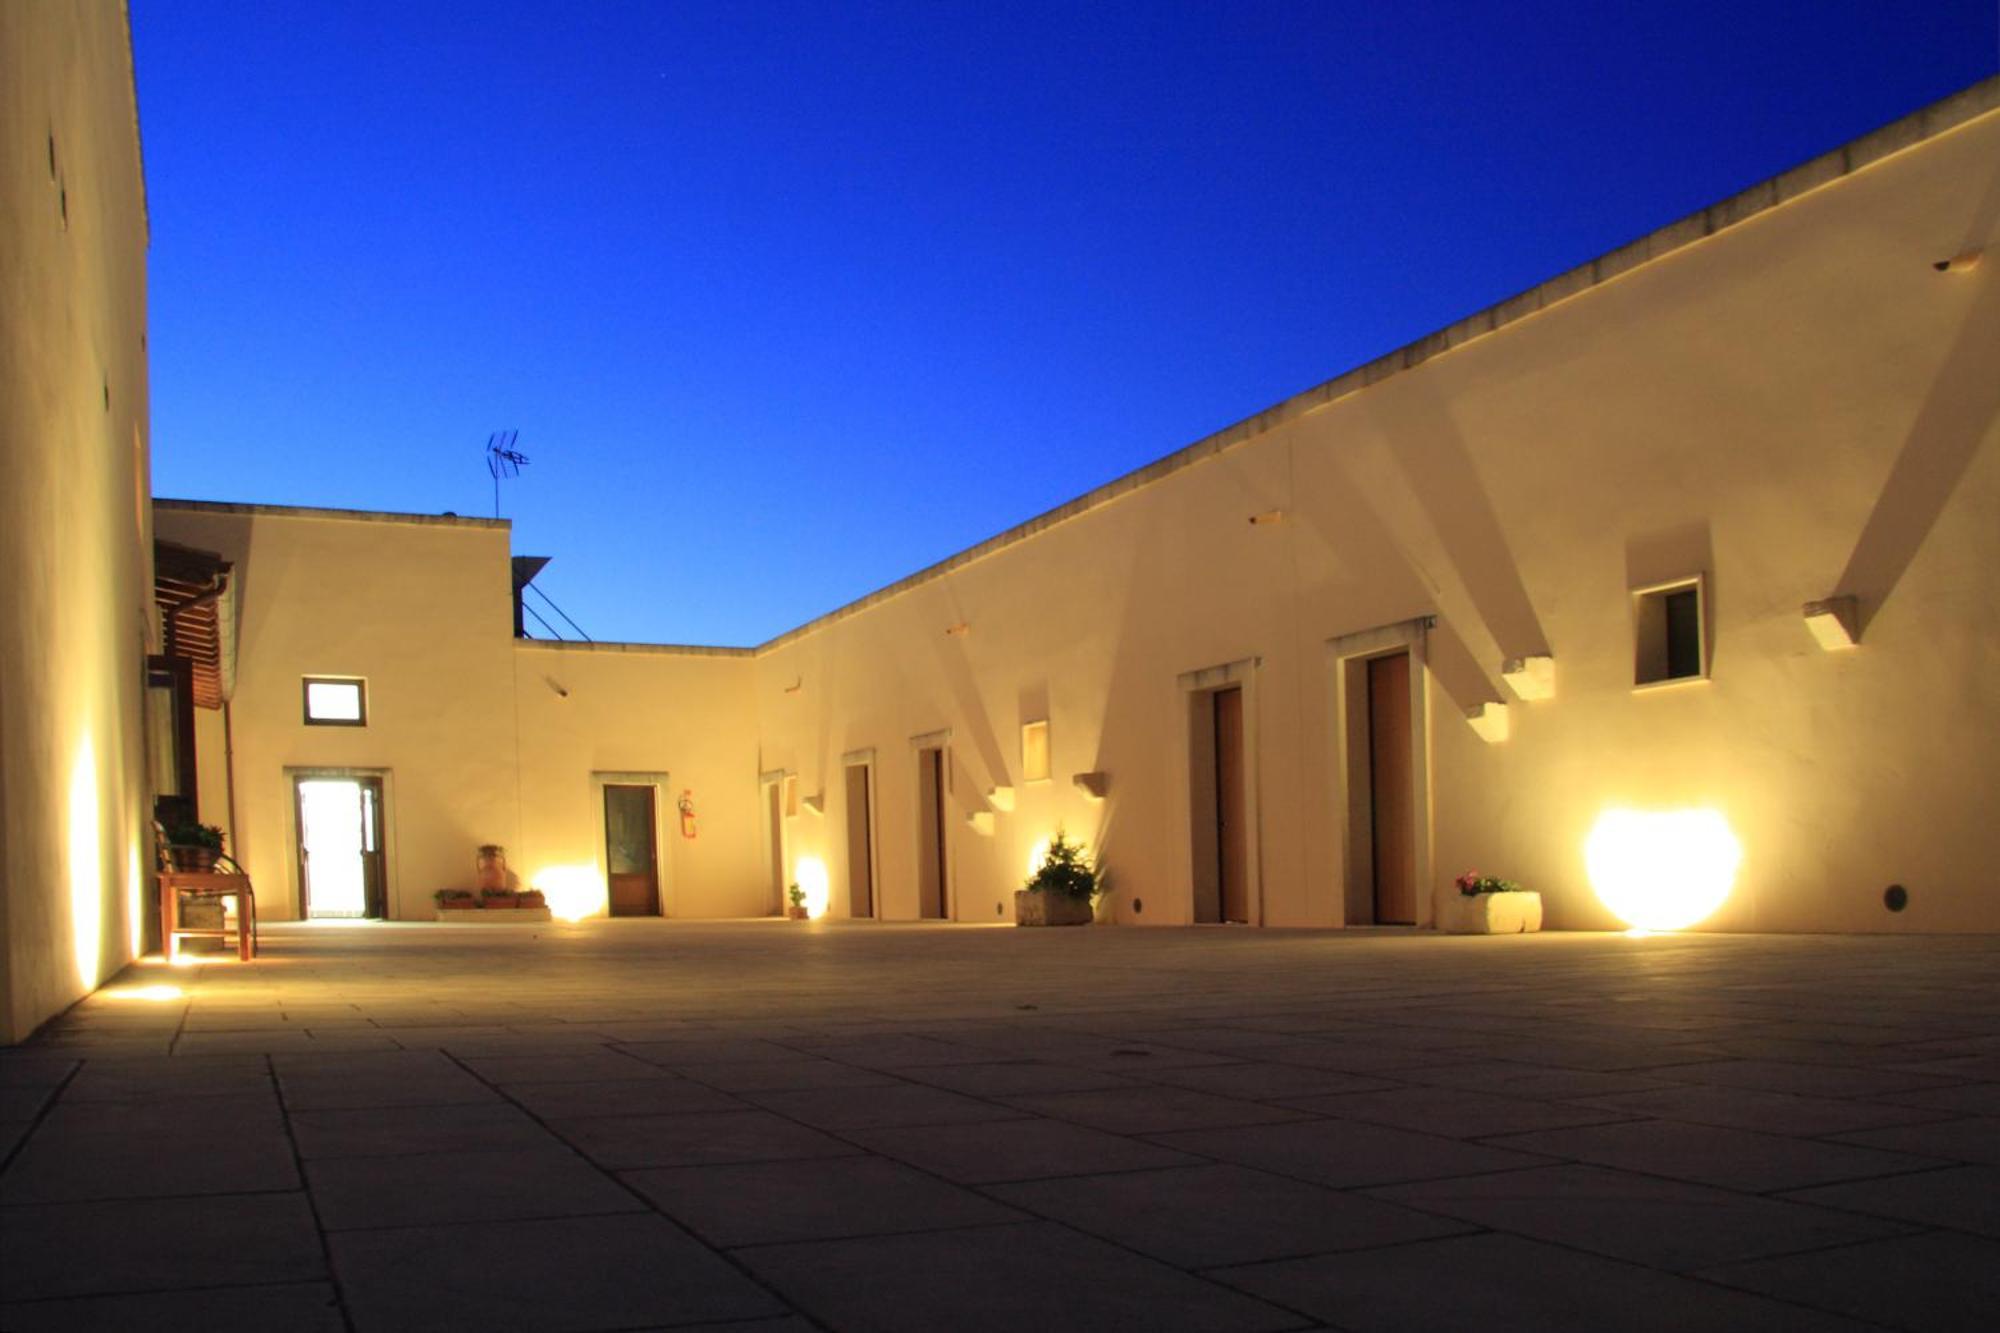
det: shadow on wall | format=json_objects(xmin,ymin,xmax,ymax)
[
  {"xmin": 1381, "ymin": 387, "xmax": 1552, "ymax": 666},
  {"xmin": 927, "ymin": 586, "xmax": 1012, "ymax": 799},
  {"xmin": 1833, "ymin": 164, "xmax": 2000, "ymax": 636},
  {"xmin": 1087, "ymin": 498, "xmax": 1182, "ymax": 923}
]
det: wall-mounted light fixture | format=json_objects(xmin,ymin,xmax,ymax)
[
  {"xmin": 1501, "ymin": 655, "xmax": 1555, "ymax": 701},
  {"xmin": 986, "ymin": 785, "xmax": 1015, "ymax": 812},
  {"xmin": 1933, "ymin": 248, "xmax": 1983, "ymax": 274},
  {"xmin": 1247, "ymin": 509, "xmax": 1285, "ymax": 526},
  {"xmin": 965, "ymin": 810, "xmax": 995, "ymax": 836},
  {"xmin": 944, "ymin": 622, "xmax": 970, "ymax": 638},
  {"xmin": 543, "ymin": 675, "xmax": 570, "ymax": 699},
  {"xmin": 782, "ymin": 677, "xmax": 802, "ymax": 694},
  {"xmin": 1465, "ymin": 701, "xmax": 1509, "ymax": 743},
  {"xmin": 1802, "ymin": 596, "xmax": 1859, "ymax": 650}
]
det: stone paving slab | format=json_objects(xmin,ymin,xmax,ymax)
[
  {"xmin": 329, "ymin": 1212, "xmax": 786, "ymax": 1332},
  {"xmin": 0, "ymin": 1280, "xmax": 346, "ymax": 1332},
  {"xmin": 1217, "ymin": 1231, "xmax": 1872, "ymax": 1331},
  {"xmin": 1367, "ymin": 1163, "xmax": 1911, "ymax": 1269},
  {"xmin": 991, "ymin": 1162, "xmax": 1472, "ymax": 1267},
  {"xmin": 1697, "ymin": 1231, "xmax": 2000, "ymax": 1330},
  {"xmin": 7, "ymin": 921, "xmax": 2000, "ymax": 1330},
  {"xmin": 738, "ymin": 1219, "xmax": 1305, "ymax": 1332}
]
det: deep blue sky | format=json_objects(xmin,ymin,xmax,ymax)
[{"xmin": 133, "ymin": 2, "xmax": 1997, "ymax": 646}]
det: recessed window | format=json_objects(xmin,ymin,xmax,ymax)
[
  {"xmin": 1022, "ymin": 719, "xmax": 1050, "ymax": 783},
  {"xmin": 1634, "ymin": 578, "xmax": 1706, "ymax": 686},
  {"xmin": 303, "ymin": 677, "xmax": 367, "ymax": 726}
]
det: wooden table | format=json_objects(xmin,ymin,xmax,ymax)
[{"xmin": 159, "ymin": 871, "xmax": 258, "ymax": 961}]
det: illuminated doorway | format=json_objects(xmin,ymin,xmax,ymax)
[{"xmin": 294, "ymin": 775, "xmax": 385, "ymax": 919}]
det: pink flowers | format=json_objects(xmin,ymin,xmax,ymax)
[{"xmin": 1457, "ymin": 871, "xmax": 1524, "ymax": 897}]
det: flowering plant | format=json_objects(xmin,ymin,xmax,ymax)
[{"xmin": 1456, "ymin": 871, "xmax": 1524, "ymax": 897}]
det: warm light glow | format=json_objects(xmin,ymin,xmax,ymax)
[
  {"xmin": 103, "ymin": 984, "xmax": 184, "ymax": 1003},
  {"xmin": 532, "ymin": 865, "xmax": 606, "ymax": 921},
  {"xmin": 69, "ymin": 735, "xmax": 103, "ymax": 988},
  {"xmin": 1585, "ymin": 808, "xmax": 1741, "ymax": 931},
  {"xmin": 127, "ymin": 839, "xmax": 145, "ymax": 958},
  {"xmin": 1025, "ymin": 837, "xmax": 1052, "ymax": 879},
  {"xmin": 794, "ymin": 856, "xmax": 830, "ymax": 918}
]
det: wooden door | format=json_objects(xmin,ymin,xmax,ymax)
[
  {"xmin": 1368, "ymin": 654, "xmax": 1416, "ymax": 923},
  {"xmin": 603, "ymin": 784, "xmax": 660, "ymax": 917},
  {"xmin": 765, "ymin": 780, "xmax": 786, "ymax": 914},
  {"xmin": 845, "ymin": 764, "xmax": 874, "ymax": 918},
  {"xmin": 916, "ymin": 748, "xmax": 947, "ymax": 919},
  {"xmin": 358, "ymin": 777, "xmax": 386, "ymax": 918},
  {"xmin": 1214, "ymin": 686, "xmax": 1250, "ymax": 923}
]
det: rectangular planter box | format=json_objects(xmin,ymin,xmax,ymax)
[
  {"xmin": 435, "ymin": 907, "xmax": 554, "ymax": 923},
  {"xmin": 1014, "ymin": 888, "xmax": 1094, "ymax": 926},
  {"xmin": 1440, "ymin": 890, "xmax": 1542, "ymax": 934}
]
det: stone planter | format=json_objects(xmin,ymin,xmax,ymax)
[
  {"xmin": 1441, "ymin": 890, "xmax": 1542, "ymax": 934},
  {"xmin": 1015, "ymin": 888, "xmax": 1094, "ymax": 926}
]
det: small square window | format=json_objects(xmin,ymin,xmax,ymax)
[
  {"xmin": 1021, "ymin": 719, "xmax": 1050, "ymax": 783},
  {"xmin": 1634, "ymin": 578, "xmax": 1706, "ymax": 686},
  {"xmin": 303, "ymin": 677, "xmax": 367, "ymax": 725}
]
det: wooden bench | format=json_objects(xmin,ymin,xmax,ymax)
[{"xmin": 159, "ymin": 871, "xmax": 258, "ymax": 961}]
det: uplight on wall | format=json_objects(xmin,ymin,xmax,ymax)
[
  {"xmin": 1584, "ymin": 809, "xmax": 1741, "ymax": 931},
  {"xmin": 794, "ymin": 856, "xmax": 830, "ymax": 918},
  {"xmin": 531, "ymin": 865, "xmax": 606, "ymax": 921},
  {"xmin": 69, "ymin": 733, "xmax": 102, "ymax": 988}
]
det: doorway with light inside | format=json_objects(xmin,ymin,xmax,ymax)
[{"xmin": 294, "ymin": 774, "xmax": 386, "ymax": 919}]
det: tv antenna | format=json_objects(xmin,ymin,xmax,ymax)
[{"xmin": 485, "ymin": 430, "xmax": 529, "ymax": 518}]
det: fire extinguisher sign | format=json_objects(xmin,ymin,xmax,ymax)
[{"xmin": 678, "ymin": 790, "xmax": 698, "ymax": 839}]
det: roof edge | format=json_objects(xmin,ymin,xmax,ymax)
[
  {"xmin": 754, "ymin": 72, "xmax": 2000, "ymax": 655},
  {"xmin": 514, "ymin": 639, "xmax": 755, "ymax": 659},
  {"xmin": 154, "ymin": 498, "xmax": 509, "ymax": 530}
]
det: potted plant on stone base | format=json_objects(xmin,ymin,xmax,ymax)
[
  {"xmin": 1015, "ymin": 829, "xmax": 1098, "ymax": 926},
  {"xmin": 1441, "ymin": 872, "xmax": 1542, "ymax": 934},
  {"xmin": 165, "ymin": 821, "xmax": 226, "ymax": 873}
]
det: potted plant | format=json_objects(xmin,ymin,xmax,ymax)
[
  {"xmin": 516, "ymin": 889, "xmax": 547, "ymax": 910},
  {"xmin": 479, "ymin": 886, "xmax": 519, "ymax": 909},
  {"xmin": 1015, "ymin": 829, "xmax": 1098, "ymax": 926},
  {"xmin": 1442, "ymin": 871, "xmax": 1542, "ymax": 934},
  {"xmin": 786, "ymin": 883, "xmax": 809, "ymax": 920},
  {"xmin": 165, "ymin": 821, "xmax": 226, "ymax": 873},
  {"xmin": 435, "ymin": 888, "xmax": 476, "ymax": 909}
]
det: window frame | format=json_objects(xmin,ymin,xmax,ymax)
[
  {"xmin": 1632, "ymin": 575, "xmax": 1708, "ymax": 689},
  {"xmin": 1021, "ymin": 718, "xmax": 1051, "ymax": 784},
  {"xmin": 302, "ymin": 676, "xmax": 369, "ymax": 727}
]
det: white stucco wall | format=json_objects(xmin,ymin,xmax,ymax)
[
  {"xmin": 754, "ymin": 95, "xmax": 2000, "ymax": 935},
  {"xmin": 0, "ymin": 1, "xmax": 153, "ymax": 1042}
]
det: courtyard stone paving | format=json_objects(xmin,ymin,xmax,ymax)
[{"xmin": 2, "ymin": 919, "xmax": 1998, "ymax": 1330}]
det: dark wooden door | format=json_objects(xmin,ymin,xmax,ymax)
[
  {"xmin": 603, "ymin": 784, "xmax": 660, "ymax": 917},
  {"xmin": 359, "ymin": 777, "xmax": 386, "ymax": 918},
  {"xmin": 1368, "ymin": 654, "xmax": 1416, "ymax": 924},
  {"xmin": 765, "ymin": 781, "xmax": 786, "ymax": 914},
  {"xmin": 1214, "ymin": 686, "xmax": 1250, "ymax": 923},
  {"xmin": 845, "ymin": 764, "xmax": 874, "ymax": 918},
  {"xmin": 916, "ymin": 748, "xmax": 947, "ymax": 919}
]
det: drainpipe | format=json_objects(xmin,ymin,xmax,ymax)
[{"xmin": 223, "ymin": 699, "xmax": 241, "ymax": 864}]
